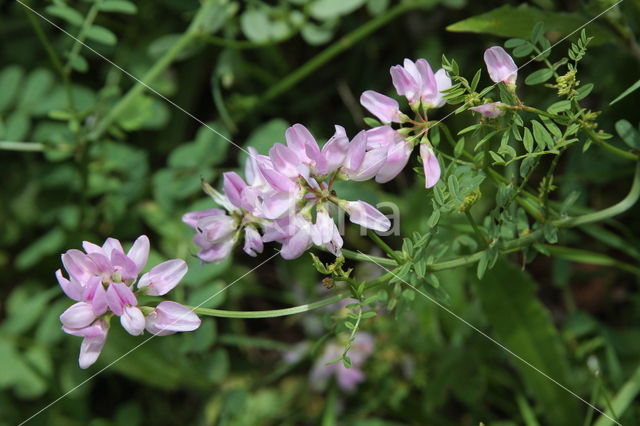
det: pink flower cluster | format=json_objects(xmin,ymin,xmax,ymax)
[
  {"xmin": 183, "ymin": 124, "xmax": 402, "ymax": 262},
  {"xmin": 57, "ymin": 236, "xmax": 200, "ymax": 368},
  {"xmin": 359, "ymin": 58, "xmax": 453, "ymax": 190}
]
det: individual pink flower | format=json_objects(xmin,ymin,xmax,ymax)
[
  {"xmin": 342, "ymin": 131, "xmax": 387, "ymax": 181},
  {"xmin": 310, "ymin": 333, "xmax": 374, "ymax": 392},
  {"xmin": 420, "ymin": 144, "xmax": 441, "ymax": 188},
  {"xmin": 390, "ymin": 58, "xmax": 451, "ymax": 109},
  {"xmin": 484, "ymin": 46, "xmax": 517, "ymax": 86},
  {"xmin": 470, "ymin": 101, "xmax": 505, "ymax": 118},
  {"xmin": 182, "ymin": 208, "xmax": 239, "ymax": 263},
  {"xmin": 360, "ymin": 90, "xmax": 402, "ymax": 124},
  {"xmin": 57, "ymin": 236, "xmax": 197, "ymax": 368},
  {"xmin": 145, "ymin": 301, "xmax": 201, "ymax": 336},
  {"xmin": 344, "ymin": 200, "xmax": 391, "ymax": 233},
  {"xmin": 365, "ymin": 126, "xmax": 413, "ymax": 184}
]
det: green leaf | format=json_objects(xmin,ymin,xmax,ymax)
[
  {"xmin": 301, "ymin": 21, "xmax": 335, "ymax": 46},
  {"xmin": 615, "ymin": 120, "xmax": 640, "ymax": 149},
  {"xmin": 15, "ymin": 228, "xmax": 66, "ymax": 270},
  {"xmin": 525, "ymin": 68, "xmax": 554, "ymax": 85},
  {"xmin": 45, "ymin": 4, "xmax": 84, "ymax": 26},
  {"xmin": 4, "ymin": 112, "xmax": 30, "ymax": 141},
  {"xmin": 523, "ymin": 127, "xmax": 534, "ymax": 153},
  {"xmin": 309, "ymin": 0, "xmax": 367, "ymax": 20},
  {"xmin": 241, "ymin": 10, "xmax": 271, "ymax": 42},
  {"xmin": 0, "ymin": 66, "xmax": 24, "ymax": 111},
  {"xmin": 531, "ymin": 120, "xmax": 553, "ymax": 149},
  {"xmin": 610, "ymin": 78, "xmax": 640, "ymax": 105},
  {"xmin": 547, "ymin": 100, "xmax": 571, "ymax": 114},
  {"xmin": 447, "ymin": 5, "xmax": 616, "ymax": 46},
  {"xmin": 85, "ymin": 25, "xmax": 118, "ymax": 46},
  {"xmin": 3, "ymin": 286, "xmax": 58, "ymax": 335},
  {"xmin": 19, "ymin": 68, "xmax": 55, "ymax": 110},
  {"xmin": 99, "ymin": 0, "xmax": 138, "ymax": 14},
  {"xmin": 477, "ymin": 259, "xmax": 580, "ymax": 425},
  {"xmin": 574, "ymin": 83, "xmax": 594, "ymax": 101}
]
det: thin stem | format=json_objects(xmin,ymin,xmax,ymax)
[
  {"xmin": 249, "ymin": 0, "xmax": 432, "ymax": 112},
  {"xmin": 190, "ymin": 269, "xmax": 397, "ymax": 319},
  {"xmin": 585, "ymin": 129, "xmax": 640, "ymax": 161},
  {"xmin": 464, "ymin": 209, "xmax": 488, "ymax": 247},
  {"xmin": 64, "ymin": 0, "xmax": 103, "ymax": 74},
  {"xmin": 89, "ymin": 19, "xmax": 201, "ymax": 140},
  {"xmin": 341, "ymin": 248, "xmax": 396, "ymax": 266},
  {"xmin": 367, "ymin": 230, "xmax": 402, "ymax": 264},
  {"xmin": 0, "ymin": 141, "xmax": 45, "ymax": 152},
  {"xmin": 553, "ymin": 162, "xmax": 640, "ymax": 227}
]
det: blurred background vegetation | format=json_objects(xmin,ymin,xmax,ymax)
[{"xmin": 1, "ymin": 0, "xmax": 640, "ymax": 424}]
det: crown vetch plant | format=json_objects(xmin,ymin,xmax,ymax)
[{"xmin": 52, "ymin": 27, "xmax": 640, "ymax": 392}]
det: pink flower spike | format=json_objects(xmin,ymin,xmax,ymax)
[
  {"xmin": 360, "ymin": 91, "xmax": 401, "ymax": 124},
  {"xmin": 127, "ymin": 235, "xmax": 150, "ymax": 275},
  {"xmin": 345, "ymin": 201, "xmax": 391, "ymax": 233},
  {"xmin": 56, "ymin": 269, "xmax": 83, "ymax": 301},
  {"xmin": 60, "ymin": 301, "xmax": 97, "ymax": 329},
  {"xmin": 420, "ymin": 144, "xmax": 441, "ymax": 189},
  {"xmin": 470, "ymin": 102, "xmax": 505, "ymax": 118},
  {"xmin": 243, "ymin": 226, "xmax": 264, "ymax": 257},
  {"xmin": 137, "ymin": 259, "xmax": 188, "ymax": 296},
  {"xmin": 78, "ymin": 319, "xmax": 108, "ymax": 369},
  {"xmin": 121, "ymin": 306, "xmax": 145, "ymax": 336},
  {"xmin": 145, "ymin": 301, "xmax": 201, "ymax": 336},
  {"xmin": 484, "ymin": 46, "xmax": 517, "ymax": 85}
]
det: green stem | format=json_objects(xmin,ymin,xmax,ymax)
[
  {"xmin": 89, "ymin": 24, "xmax": 200, "ymax": 140},
  {"xmin": 0, "ymin": 141, "xmax": 45, "ymax": 152},
  {"xmin": 464, "ymin": 209, "xmax": 488, "ymax": 248},
  {"xmin": 251, "ymin": 0, "xmax": 432, "ymax": 110},
  {"xmin": 190, "ymin": 269, "xmax": 396, "ymax": 318},
  {"xmin": 585, "ymin": 129, "xmax": 640, "ymax": 161},
  {"xmin": 341, "ymin": 248, "xmax": 396, "ymax": 266},
  {"xmin": 22, "ymin": 5, "xmax": 76, "ymax": 112},
  {"xmin": 64, "ymin": 0, "xmax": 103, "ymax": 73},
  {"xmin": 553, "ymin": 162, "xmax": 640, "ymax": 227},
  {"xmin": 367, "ymin": 230, "xmax": 402, "ymax": 264}
]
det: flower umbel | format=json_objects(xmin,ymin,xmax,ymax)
[{"xmin": 57, "ymin": 235, "xmax": 200, "ymax": 368}]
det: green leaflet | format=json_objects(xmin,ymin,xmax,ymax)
[
  {"xmin": 477, "ymin": 259, "xmax": 579, "ymax": 425},
  {"xmin": 447, "ymin": 5, "xmax": 616, "ymax": 46}
]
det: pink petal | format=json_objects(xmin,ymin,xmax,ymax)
[
  {"xmin": 60, "ymin": 302, "xmax": 96, "ymax": 329},
  {"xmin": 127, "ymin": 235, "xmax": 150, "ymax": 275},
  {"xmin": 346, "ymin": 147, "xmax": 387, "ymax": 181},
  {"xmin": 243, "ymin": 226, "xmax": 264, "ymax": 257},
  {"xmin": 345, "ymin": 201, "xmax": 391, "ymax": 233},
  {"xmin": 343, "ymin": 131, "xmax": 367, "ymax": 172},
  {"xmin": 102, "ymin": 238, "xmax": 124, "ymax": 258},
  {"xmin": 223, "ymin": 172, "xmax": 248, "ymax": 209},
  {"xmin": 420, "ymin": 144, "xmax": 441, "ymax": 188},
  {"xmin": 375, "ymin": 140, "xmax": 412, "ymax": 183},
  {"xmin": 484, "ymin": 46, "xmax": 518, "ymax": 85},
  {"xmin": 78, "ymin": 320, "xmax": 108, "ymax": 369},
  {"xmin": 110, "ymin": 250, "xmax": 138, "ymax": 282},
  {"xmin": 62, "ymin": 249, "xmax": 97, "ymax": 284},
  {"xmin": 360, "ymin": 90, "xmax": 401, "ymax": 124},
  {"xmin": 137, "ymin": 259, "xmax": 187, "ymax": 296},
  {"xmin": 121, "ymin": 306, "xmax": 145, "ymax": 336},
  {"xmin": 56, "ymin": 269, "xmax": 83, "ymax": 301},
  {"xmin": 322, "ymin": 125, "xmax": 350, "ymax": 173},
  {"xmin": 182, "ymin": 208, "xmax": 226, "ymax": 229},
  {"xmin": 145, "ymin": 301, "xmax": 201, "ymax": 335}
]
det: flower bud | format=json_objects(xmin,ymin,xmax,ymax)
[{"xmin": 484, "ymin": 46, "xmax": 517, "ymax": 86}]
